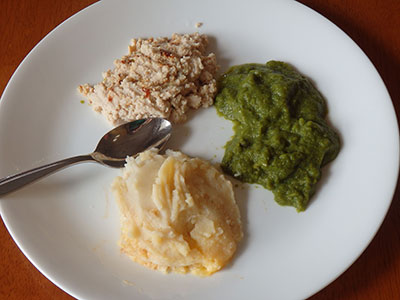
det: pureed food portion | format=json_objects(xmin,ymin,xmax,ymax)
[
  {"xmin": 215, "ymin": 61, "xmax": 340, "ymax": 211},
  {"xmin": 112, "ymin": 149, "xmax": 243, "ymax": 276},
  {"xmin": 79, "ymin": 33, "xmax": 218, "ymax": 125}
]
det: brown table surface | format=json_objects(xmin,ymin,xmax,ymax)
[{"xmin": 1, "ymin": 0, "xmax": 399, "ymax": 299}]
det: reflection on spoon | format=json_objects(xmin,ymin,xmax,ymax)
[{"xmin": 0, "ymin": 118, "xmax": 172, "ymax": 196}]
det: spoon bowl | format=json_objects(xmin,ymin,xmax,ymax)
[
  {"xmin": 93, "ymin": 118, "xmax": 172, "ymax": 167},
  {"xmin": 0, "ymin": 118, "xmax": 172, "ymax": 195}
]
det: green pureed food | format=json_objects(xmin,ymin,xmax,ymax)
[{"xmin": 215, "ymin": 61, "xmax": 340, "ymax": 211}]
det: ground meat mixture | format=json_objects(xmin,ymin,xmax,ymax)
[{"xmin": 78, "ymin": 33, "xmax": 218, "ymax": 125}]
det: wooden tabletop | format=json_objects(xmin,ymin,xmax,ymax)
[{"xmin": 0, "ymin": 1, "xmax": 399, "ymax": 299}]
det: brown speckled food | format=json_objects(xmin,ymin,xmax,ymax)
[{"xmin": 78, "ymin": 33, "xmax": 218, "ymax": 125}]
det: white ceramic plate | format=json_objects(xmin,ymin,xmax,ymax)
[{"xmin": 0, "ymin": 0, "xmax": 398, "ymax": 299}]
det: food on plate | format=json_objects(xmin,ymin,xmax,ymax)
[
  {"xmin": 112, "ymin": 149, "xmax": 243, "ymax": 276},
  {"xmin": 78, "ymin": 33, "xmax": 218, "ymax": 125},
  {"xmin": 215, "ymin": 61, "xmax": 340, "ymax": 212}
]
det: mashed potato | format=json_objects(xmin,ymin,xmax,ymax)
[{"xmin": 112, "ymin": 149, "xmax": 243, "ymax": 276}]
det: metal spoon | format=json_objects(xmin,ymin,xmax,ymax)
[{"xmin": 0, "ymin": 118, "xmax": 172, "ymax": 196}]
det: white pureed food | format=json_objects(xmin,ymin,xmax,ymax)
[
  {"xmin": 79, "ymin": 33, "xmax": 218, "ymax": 125},
  {"xmin": 112, "ymin": 149, "xmax": 243, "ymax": 276}
]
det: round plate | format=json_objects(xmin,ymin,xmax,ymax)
[{"xmin": 0, "ymin": 1, "xmax": 398, "ymax": 299}]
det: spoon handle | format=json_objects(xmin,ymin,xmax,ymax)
[{"xmin": 0, "ymin": 155, "xmax": 94, "ymax": 196}]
